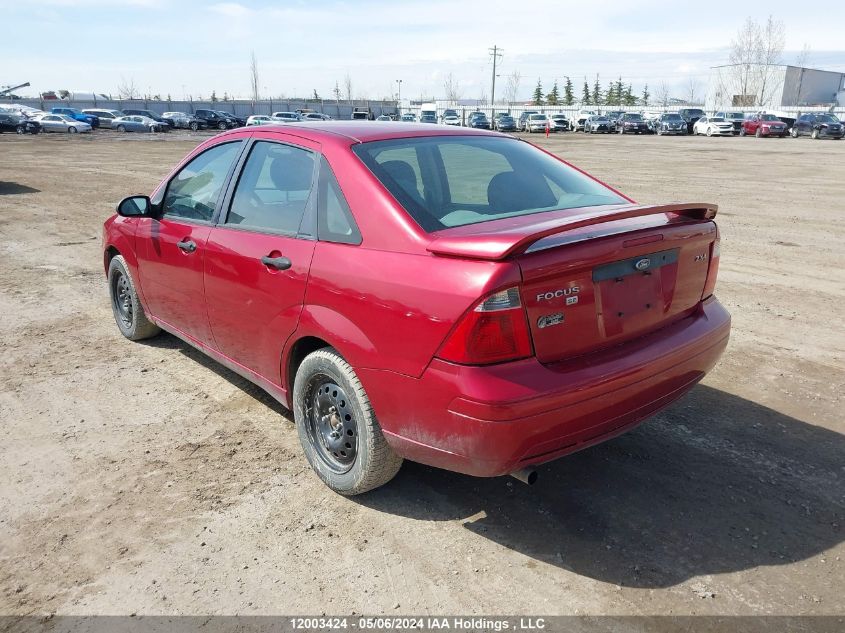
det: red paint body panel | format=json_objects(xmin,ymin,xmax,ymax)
[{"xmin": 103, "ymin": 122, "xmax": 730, "ymax": 479}]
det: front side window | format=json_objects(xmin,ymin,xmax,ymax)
[
  {"xmin": 162, "ymin": 142, "xmax": 242, "ymax": 222},
  {"xmin": 226, "ymin": 141, "xmax": 315, "ymax": 234},
  {"xmin": 354, "ymin": 136, "xmax": 627, "ymax": 232}
]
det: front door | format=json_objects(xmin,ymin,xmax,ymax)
[
  {"xmin": 204, "ymin": 138, "xmax": 319, "ymax": 383},
  {"xmin": 136, "ymin": 140, "xmax": 244, "ymax": 346}
]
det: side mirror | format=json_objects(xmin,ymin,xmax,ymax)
[{"xmin": 116, "ymin": 195, "xmax": 152, "ymax": 217}]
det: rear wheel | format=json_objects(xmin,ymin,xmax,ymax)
[
  {"xmin": 108, "ymin": 255, "xmax": 160, "ymax": 341},
  {"xmin": 294, "ymin": 348, "xmax": 403, "ymax": 495}
]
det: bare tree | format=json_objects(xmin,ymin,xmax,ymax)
[
  {"xmin": 477, "ymin": 89, "xmax": 488, "ymax": 106},
  {"xmin": 728, "ymin": 17, "xmax": 759, "ymax": 104},
  {"xmin": 685, "ymin": 76, "xmax": 702, "ymax": 105},
  {"xmin": 249, "ymin": 51, "xmax": 260, "ymax": 102},
  {"xmin": 503, "ymin": 70, "xmax": 522, "ymax": 105},
  {"xmin": 755, "ymin": 15, "xmax": 785, "ymax": 106},
  {"xmin": 117, "ymin": 76, "xmax": 139, "ymax": 100},
  {"xmin": 443, "ymin": 72, "xmax": 463, "ymax": 104},
  {"xmin": 344, "ymin": 73, "xmax": 353, "ymax": 101},
  {"xmin": 655, "ymin": 82, "xmax": 670, "ymax": 107},
  {"xmin": 794, "ymin": 43, "xmax": 811, "ymax": 67}
]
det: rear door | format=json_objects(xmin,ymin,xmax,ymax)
[
  {"xmin": 136, "ymin": 139, "xmax": 245, "ymax": 346},
  {"xmin": 203, "ymin": 135, "xmax": 319, "ymax": 382}
]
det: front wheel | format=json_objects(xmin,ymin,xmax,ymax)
[
  {"xmin": 190, "ymin": 122, "xmax": 199, "ymax": 131},
  {"xmin": 791, "ymin": 127, "xmax": 799, "ymax": 138},
  {"xmin": 294, "ymin": 348, "xmax": 403, "ymax": 495},
  {"xmin": 755, "ymin": 128, "xmax": 762, "ymax": 138},
  {"xmin": 706, "ymin": 127, "xmax": 713, "ymax": 137},
  {"xmin": 740, "ymin": 127, "xmax": 746, "ymax": 137},
  {"xmin": 811, "ymin": 129, "xmax": 819, "ymax": 140},
  {"xmin": 16, "ymin": 125, "xmax": 26, "ymax": 135},
  {"xmin": 108, "ymin": 255, "xmax": 161, "ymax": 341},
  {"xmin": 68, "ymin": 126, "xmax": 78, "ymax": 134},
  {"xmin": 217, "ymin": 121, "xmax": 227, "ymax": 130},
  {"xmin": 117, "ymin": 125, "xmax": 126, "ymax": 133}
]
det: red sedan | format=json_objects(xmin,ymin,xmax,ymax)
[{"xmin": 103, "ymin": 122, "xmax": 730, "ymax": 494}]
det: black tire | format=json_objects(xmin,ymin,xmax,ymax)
[
  {"xmin": 117, "ymin": 125, "xmax": 126, "ymax": 133},
  {"xmin": 16, "ymin": 125, "xmax": 26, "ymax": 135},
  {"xmin": 190, "ymin": 121, "xmax": 199, "ymax": 131},
  {"xmin": 293, "ymin": 348, "xmax": 403, "ymax": 495},
  {"xmin": 791, "ymin": 127, "xmax": 798, "ymax": 138},
  {"xmin": 706, "ymin": 127, "xmax": 713, "ymax": 137},
  {"xmin": 108, "ymin": 255, "xmax": 160, "ymax": 341},
  {"xmin": 811, "ymin": 128, "xmax": 819, "ymax": 140},
  {"xmin": 755, "ymin": 127, "xmax": 762, "ymax": 138},
  {"xmin": 68, "ymin": 126, "xmax": 78, "ymax": 134},
  {"xmin": 740, "ymin": 127, "xmax": 746, "ymax": 137},
  {"xmin": 217, "ymin": 121, "xmax": 227, "ymax": 130}
]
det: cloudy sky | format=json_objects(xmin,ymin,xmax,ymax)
[{"xmin": 3, "ymin": 0, "xmax": 844, "ymax": 101}]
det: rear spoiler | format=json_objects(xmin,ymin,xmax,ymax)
[{"xmin": 426, "ymin": 202, "xmax": 718, "ymax": 261}]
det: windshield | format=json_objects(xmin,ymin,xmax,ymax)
[
  {"xmin": 663, "ymin": 114, "xmax": 682, "ymax": 120},
  {"xmin": 624, "ymin": 114, "xmax": 643, "ymax": 121},
  {"xmin": 761, "ymin": 114, "xmax": 781, "ymax": 121},
  {"xmin": 813, "ymin": 115, "xmax": 835, "ymax": 123},
  {"xmin": 529, "ymin": 114, "xmax": 547, "ymax": 120},
  {"xmin": 352, "ymin": 136, "xmax": 627, "ymax": 232},
  {"xmin": 710, "ymin": 117, "xmax": 726, "ymax": 122},
  {"xmin": 727, "ymin": 113, "xmax": 744, "ymax": 119}
]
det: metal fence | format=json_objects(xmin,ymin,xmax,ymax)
[{"xmin": 4, "ymin": 98, "xmax": 399, "ymax": 120}]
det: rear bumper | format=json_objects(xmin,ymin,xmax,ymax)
[{"xmin": 361, "ymin": 297, "xmax": 730, "ymax": 477}]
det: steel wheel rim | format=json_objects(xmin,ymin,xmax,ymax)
[
  {"xmin": 305, "ymin": 374, "xmax": 358, "ymax": 474},
  {"xmin": 112, "ymin": 271, "xmax": 133, "ymax": 328}
]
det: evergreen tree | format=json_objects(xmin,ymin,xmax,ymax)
[
  {"xmin": 641, "ymin": 83, "xmax": 650, "ymax": 106},
  {"xmin": 592, "ymin": 75, "xmax": 601, "ymax": 107},
  {"xmin": 605, "ymin": 82, "xmax": 615, "ymax": 106},
  {"xmin": 166, "ymin": 94, "xmax": 172, "ymax": 102},
  {"xmin": 563, "ymin": 76, "xmax": 574, "ymax": 105},
  {"xmin": 532, "ymin": 78, "xmax": 544, "ymax": 105},
  {"xmin": 210, "ymin": 90, "xmax": 218, "ymax": 103},
  {"xmin": 615, "ymin": 77, "xmax": 624, "ymax": 106},
  {"xmin": 624, "ymin": 84, "xmax": 636, "ymax": 106},
  {"xmin": 546, "ymin": 80, "xmax": 560, "ymax": 105},
  {"xmin": 223, "ymin": 91, "xmax": 229, "ymax": 101},
  {"xmin": 581, "ymin": 78, "xmax": 591, "ymax": 105}
]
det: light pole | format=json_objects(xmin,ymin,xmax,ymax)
[{"xmin": 396, "ymin": 79, "xmax": 403, "ymax": 113}]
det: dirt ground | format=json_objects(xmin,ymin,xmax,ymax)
[{"xmin": 0, "ymin": 129, "xmax": 843, "ymax": 618}]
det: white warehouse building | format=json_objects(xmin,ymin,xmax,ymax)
[{"xmin": 706, "ymin": 64, "xmax": 845, "ymax": 111}]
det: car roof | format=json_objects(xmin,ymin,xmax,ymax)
[{"xmin": 223, "ymin": 121, "xmax": 502, "ymax": 144}]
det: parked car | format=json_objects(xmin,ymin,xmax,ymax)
[
  {"xmin": 653, "ymin": 112, "xmax": 688, "ymax": 135},
  {"xmin": 83, "ymin": 109, "xmax": 124, "ymax": 129},
  {"xmin": 616, "ymin": 112, "xmax": 650, "ymax": 134},
  {"xmin": 678, "ymin": 108, "xmax": 706, "ymax": 133},
  {"xmin": 351, "ymin": 108, "xmax": 373, "ymax": 120},
  {"xmin": 494, "ymin": 114, "xmax": 517, "ymax": 131},
  {"xmin": 571, "ymin": 110, "xmax": 595, "ymax": 131},
  {"xmin": 584, "ymin": 115, "xmax": 613, "ymax": 134},
  {"xmin": 693, "ymin": 116, "xmax": 734, "ymax": 137},
  {"xmin": 442, "ymin": 113, "xmax": 462, "ymax": 126},
  {"xmin": 122, "ymin": 109, "xmax": 173, "ymax": 130},
  {"xmin": 161, "ymin": 111, "xmax": 205, "ymax": 130},
  {"xmin": 216, "ymin": 111, "xmax": 246, "ymax": 127},
  {"xmin": 195, "ymin": 108, "xmax": 239, "ymax": 130},
  {"xmin": 790, "ymin": 113, "xmax": 843, "ymax": 140},
  {"xmin": 0, "ymin": 112, "xmax": 41, "ymax": 134},
  {"xmin": 376, "ymin": 115, "xmax": 392, "ymax": 122},
  {"xmin": 246, "ymin": 115, "xmax": 276, "ymax": 126},
  {"xmin": 550, "ymin": 113, "xmax": 570, "ymax": 131},
  {"xmin": 51, "ymin": 107, "xmax": 99, "ymax": 128},
  {"xmin": 400, "ymin": 113, "xmax": 416, "ymax": 122},
  {"xmin": 518, "ymin": 110, "xmax": 539, "ymax": 131},
  {"xmin": 467, "ymin": 112, "xmax": 491, "ymax": 129},
  {"xmin": 37, "ymin": 113, "xmax": 92, "ymax": 133},
  {"xmin": 271, "ymin": 112, "xmax": 302, "ymax": 123},
  {"xmin": 605, "ymin": 110, "xmax": 625, "ymax": 127},
  {"xmin": 301, "ymin": 113, "xmax": 332, "ymax": 121},
  {"xmin": 419, "ymin": 113, "xmax": 438, "ymax": 124},
  {"xmin": 440, "ymin": 109, "xmax": 458, "ymax": 122},
  {"xmin": 740, "ymin": 113, "xmax": 787, "ymax": 138},
  {"xmin": 103, "ymin": 122, "xmax": 729, "ymax": 494},
  {"xmin": 113, "ymin": 115, "xmax": 166, "ymax": 133},
  {"xmin": 714, "ymin": 111, "xmax": 745, "ymax": 134}
]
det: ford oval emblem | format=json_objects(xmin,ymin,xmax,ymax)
[{"xmin": 635, "ymin": 258, "xmax": 651, "ymax": 271}]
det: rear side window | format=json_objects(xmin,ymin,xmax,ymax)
[
  {"xmin": 353, "ymin": 136, "xmax": 627, "ymax": 232},
  {"xmin": 226, "ymin": 141, "xmax": 316, "ymax": 235},
  {"xmin": 317, "ymin": 156, "xmax": 361, "ymax": 245},
  {"xmin": 162, "ymin": 141, "xmax": 242, "ymax": 222}
]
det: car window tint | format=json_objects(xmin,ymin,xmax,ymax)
[
  {"xmin": 439, "ymin": 142, "xmax": 511, "ymax": 206},
  {"xmin": 318, "ymin": 156, "xmax": 361, "ymax": 245},
  {"xmin": 163, "ymin": 142, "xmax": 241, "ymax": 222},
  {"xmin": 226, "ymin": 141, "xmax": 315, "ymax": 234},
  {"xmin": 372, "ymin": 145, "xmax": 425, "ymax": 205}
]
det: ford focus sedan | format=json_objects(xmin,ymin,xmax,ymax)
[{"xmin": 103, "ymin": 122, "xmax": 730, "ymax": 495}]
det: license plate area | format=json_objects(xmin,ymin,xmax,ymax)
[{"xmin": 593, "ymin": 249, "xmax": 679, "ymax": 338}]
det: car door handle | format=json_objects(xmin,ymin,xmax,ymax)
[
  {"xmin": 261, "ymin": 255, "xmax": 292, "ymax": 270},
  {"xmin": 177, "ymin": 239, "xmax": 197, "ymax": 253}
]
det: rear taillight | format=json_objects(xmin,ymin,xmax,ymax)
[
  {"xmin": 437, "ymin": 287, "xmax": 533, "ymax": 365},
  {"xmin": 702, "ymin": 231, "xmax": 721, "ymax": 299}
]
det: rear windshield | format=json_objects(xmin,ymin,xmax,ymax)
[{"xmin": 352, "ymin": 136, "xmax": 627, "ymax": 232}]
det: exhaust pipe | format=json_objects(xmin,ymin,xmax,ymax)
[{"xmin": 510, "ymin": 468, "xmax": 538, "ymax": 485}]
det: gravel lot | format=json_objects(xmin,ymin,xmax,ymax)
[{"xmin": 1, "ymin": 129, "xmax": 843, "ymax": 617}]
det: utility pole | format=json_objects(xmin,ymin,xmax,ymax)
[
  {"xmin": 396, "ymin": 79, "xmax": 403, "ymax": 114},
  {"xmin": 489, "ymin": 45, "xmax": 503, "ymax": 119}
]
